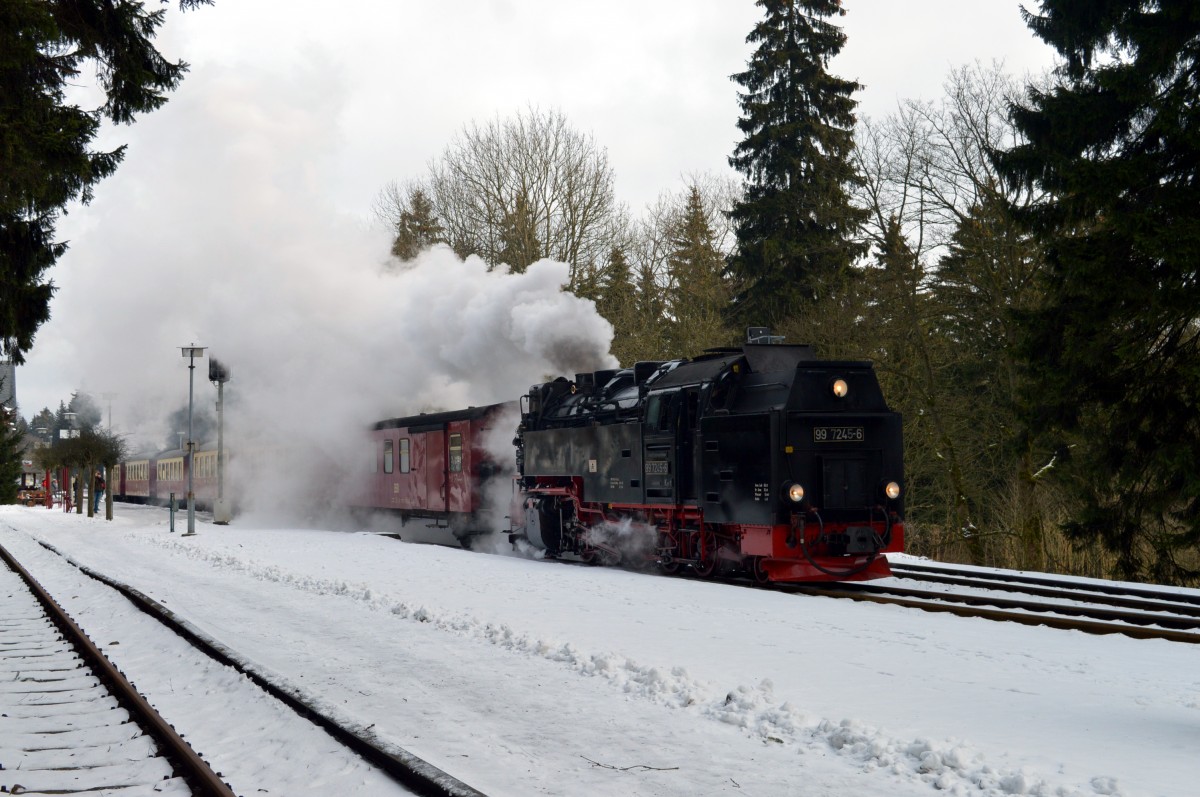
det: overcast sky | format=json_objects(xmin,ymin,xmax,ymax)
[{"xmin": 15, "ymin": 0, "xmax": 1056, "ymax": 439}]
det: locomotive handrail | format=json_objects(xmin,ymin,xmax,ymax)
[
  {"xmin": 880, "ymin": 506, "xmax": 894, "ymax": 547},
  {"xmin": 739, "ymin": 381, "xmax": 789, "ymax": 390}
]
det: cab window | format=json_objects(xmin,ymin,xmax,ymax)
[
  {"xmin": 645, "ymin": 395, "xmax": 662, "ymax": 428},
  {"xmin": 400, "ymin": 438, "xmax": 410, "ymax": 473},
  {"xmin": 383, "ymin": 439, "xmax": 394, "ymax": 474},
  {"xmin": 646, "ymin": 392, "xmax": 677, "ymax": 432},
  {"xmin": 449, "ymin": 433, "xmax": 463, "ymax": 473}
]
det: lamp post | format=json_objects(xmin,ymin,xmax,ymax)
[
  {"xmin": 61, "ymin": 411, "xmax": 79, "ymax": 438},
  {"xmin": 100, "ymin": 392, "xmax": 116, "ymax": 430},
  {"xmin": 62, "ymin": 412, "xmax": 79, "ymax": 513},
  {"xmin": 180, "ymin": 345, "xmax": 206, "ymax": 536}
]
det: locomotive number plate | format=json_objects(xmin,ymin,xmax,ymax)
[
  {"xmin": 645, "ymin": 461, "xmax": 670, "ymax": 475},
  {"xmin": 813, "ymin": 426, "xmax": 865, "ymax": 443}
]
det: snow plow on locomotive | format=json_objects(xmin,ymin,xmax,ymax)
[{"xmin": 513, "ymin": 328, "xmax": 905, "ymax": 582}]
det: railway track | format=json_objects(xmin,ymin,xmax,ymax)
[
  {"xmin": 544, "ymin": 543, "xmax": 1200, "ymax": 642},
  {"xmin": 778, "ymin": 560, "xmax": 1200, "ymax": 644},
  {"xmin": 637, "ymin": 551, "xmax": 1200, "ymax": 643},
  {"xmin": 5, "ymin": 539, "xmax": 489, "ymax": 797},
  {"xmin": 890, "ymin": 561, "xmax": 1200, "ymax": 612},
  {"xmin": 0, "ymin": 542, "xmax": 235, "ymax": 796}
]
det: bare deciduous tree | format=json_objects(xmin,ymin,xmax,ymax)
[{"xmin": 427, "ymin": 107, "xmax": 622, "ymax": 289}]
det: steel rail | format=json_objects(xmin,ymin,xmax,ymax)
[
  {"xmin": 37, "ymin": 540, "xmax": 488, "ymax": 797},
  {"xmin": 837, "ymin": 581, "xmax": 1200, "ymax": 630},
  {"xmin": 887, "ymin": 568, "xmax": 1200, "ymax": 619},
  {"xmin": 0, "ymin": 542, "xmax": 237, "ymax": 797},
  {"xmin": 784, "ymin": 583, "xmax": 1200, "ymax": 644},
  {"xmin": 890, "ymin": 562, "xmax": 1200, "ymax": 607}
]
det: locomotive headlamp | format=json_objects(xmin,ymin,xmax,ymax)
[
  {"xmin": 885, "ymin": 481, "xmax": 902, "ymax": 500},
  {"xmin": 785, "ymin": 482, "xmax": 805, "ymax": 503},
  {"xmin": 832, "ymin": 378, "xmax": 849, "ymax": 398}
]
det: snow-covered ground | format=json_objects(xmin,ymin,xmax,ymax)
[{"xmin": 1, "ymin": 504, "xmax": 1195, "ymax": 797}]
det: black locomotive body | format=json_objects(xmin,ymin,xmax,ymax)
[{"xmin": 513, "ymin": 330, "xmax": 905, "ymax": 582}]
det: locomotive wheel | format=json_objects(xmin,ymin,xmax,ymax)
[
  {"xmin": 691, "ymin": 530, "xmax": 719, "ymax": 579},
  {"xmin": 749, "ymin": 556, "xmax": 771, "ymax": 585},
  {"xmin": 657, "ymin": 532, "xmax": 681, "ymax": 574}
]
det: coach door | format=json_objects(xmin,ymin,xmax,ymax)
[
  {"xmin": 446, "ymin": 420, "xmax": 470, "ymax": 513},
  {"xmin": 423, "ymin": 429, "xmax": 446, "ymax": 512}
]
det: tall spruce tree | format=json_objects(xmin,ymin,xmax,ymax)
[
  {"xmin": 0, "ymin": 408, "xmax": 22, "ymax": 505},
  {"xmin": 595, "ymin": 246, "xmax": 646, "ymax": 366},
  {"xmin": 667, "ymin": 187, "xmax": 732, "ymax": 355},
  {"xmin": 995, "ymin": 1, "xmax": 1200, "ymax": 583},
  {"xmin": 727, "ymin": 0, "xmax": 867, "ymax": 328},
  {"xmin": 389, "ymin": 188, "xmax": 444, "ymax": 262},
  {"xmin": 497, "ymin": 194, "xmax": 541, "ymax": 274},
  {"xmin": 0, "ymin": 0, "xmax": 211, "ymax": 365}
]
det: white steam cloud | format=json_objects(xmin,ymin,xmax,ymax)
[
  {"xmin": 231, "ymin": 248, "xmax": 617, "ymax": 525},
  {"xmin": 33, "ymin": 60, "xmax": 617, "ymax": 525}
]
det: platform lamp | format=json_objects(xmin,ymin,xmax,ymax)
[
  {"xmin": 62, "ymin": 412, "xmax": 79, "ymax": 513},
  {"xmin": 181, "ymin": 345, "xmax": 206, "ymax": 536},
  {"xmin": 208, "ymin": 356, "xmax": 231, "ymax": 524}
]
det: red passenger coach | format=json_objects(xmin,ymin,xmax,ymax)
[
  {"xmin": 121, "ymin": 457, "xmax": 153, "ymax": 503},
  {"xmin": 358, "ymin": 403, "xmax": 515, "ymax": 547},
  {"xmin": 192, "ymin": 448, "xmax": 220, "ymax": 508},
  {"xmin": 114, "ymin": 444, "xmax": 222, "ymax": 509},
  {"xmin": 155, "ymin": 450, "xmax": 188, "ymax": 505}
]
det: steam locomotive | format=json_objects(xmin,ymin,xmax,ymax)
[
  {"xmin": 354, "ymin": 328, "xmax": 904, "ymax": 581},
  {"xmin": 513, "ymin": 328, "xmax": 905, "ymax": 582}
]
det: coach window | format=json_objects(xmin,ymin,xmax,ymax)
[
  {"xmin": 449, "ymin": 433, "xmax": 463, "ymax": 473},
  {"xmin": 400, "ymin": 438, "xmax": 410, "ymax": 473},
  {"xmin": 384, "ymin": 439, "xmax": 394, "ymax": 474}
]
